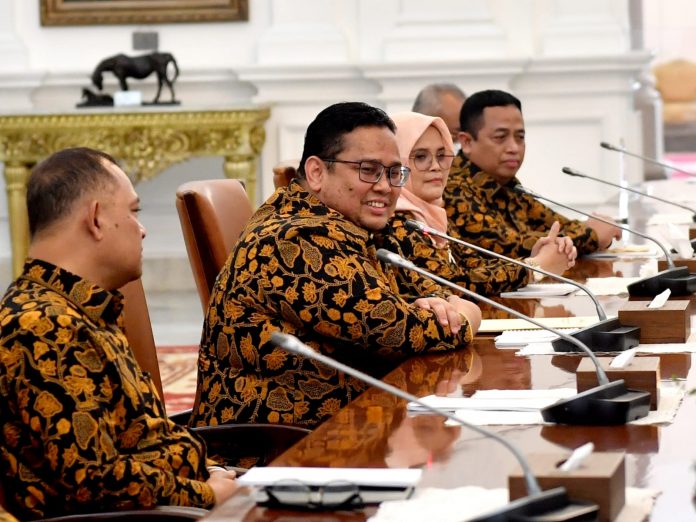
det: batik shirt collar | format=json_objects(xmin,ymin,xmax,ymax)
[{"xmin": 19, "ymin": 258, "xmax": 123, "ymax": 324}]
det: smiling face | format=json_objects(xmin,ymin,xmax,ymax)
[
  {"xmin": 460, "ymin": 104, "xmax": 525, "ymax": 185},
  {"xmin": 304, "ymin": 125, "xmax": 402, "ymax": 231},
  {"xmin": 408, "ymin": 125, "xmax": 450, "ymax": 205}
]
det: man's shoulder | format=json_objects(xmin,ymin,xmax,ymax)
[
  {"xmin": 1, "ymin": 281, "xmax": 80, "ymax": 324},
  {"xmin": 245, "ymin": 206, "xmax": 370, "ymax": 248}
]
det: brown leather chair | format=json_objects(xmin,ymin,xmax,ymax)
[
  {"xmin": 176, "ymin": 179, "xmax": 253, "ymax": 313},
  {"xmin": 120, "ymin": 278, "xmax": 310, "ymax": 462},
  {"xmin": 272, "ymin": 160, "xmax": 298, "ymax": 188}
]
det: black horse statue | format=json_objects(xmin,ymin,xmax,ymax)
[{"xmin": 91, "ymin": 52, "xmax": 180, "ymax": 104}]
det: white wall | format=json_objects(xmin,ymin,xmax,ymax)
[
  {"xmin": 0, "ymin": 0, "xmax": 660, "ymax": 290},
  {"xmin": 643, "ymin": 0, "xmax": 696, "ymax": 64}
]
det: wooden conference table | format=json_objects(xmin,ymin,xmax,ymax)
[{"xmin": 206, "ymin": 256, "xmax": 696, "ymax": 521}]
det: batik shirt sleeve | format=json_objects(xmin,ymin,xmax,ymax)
[{"xmin": 391, "ymin": 213, "xmax": 529, "ymax": 296}]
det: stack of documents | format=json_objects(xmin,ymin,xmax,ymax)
[{"xmin": 500, "ymin": 283, "xmax": 579, "ymax": 298}]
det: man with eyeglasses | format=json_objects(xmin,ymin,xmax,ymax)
[
  {"xmin": 445, "ymin": 89, "xmax": 621, "ymax": 258},
  {"xmin": 191, "ymin": 102, "xmax": 481, "ymax": 429}
]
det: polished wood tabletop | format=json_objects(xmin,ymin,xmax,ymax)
[{"xmin": 205, "ymin": 255, "xmax": 696, "ymax": 521}]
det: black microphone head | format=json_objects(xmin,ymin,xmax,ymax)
[
  {"xmin": 513, "ymin": 184, "xmax": 531, "ymax": 195},
  {"xmin": 562, "ymin": 167, "xmax": 583, "ymax": 177},
  {"xmin": 600, "ymin": 141, "xmax": 623, "ymax": 152},
  {"xmin": 404, "ymin": 219, "xmax": 424, "ymax": 233}
]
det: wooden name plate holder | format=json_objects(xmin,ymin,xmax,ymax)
[
  {"xmin": 576, "ymin": 357, "xmax": 661, "ymax": 410},
  {"xmin": 657, "ymin": 258, "xmax": 696, "ymax": 272},
  {"xmin": 509, "ymin": 452, "xmax": 625, "ymax": 522},
  {"xmin": 618, "ymin": 300, "xmax": 691, "ymax": 343}
]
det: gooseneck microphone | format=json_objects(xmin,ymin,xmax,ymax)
[
  {"xmin": 562, "ymin": 166, "xmax": 696, "ymax": 222},
  {"xmin": 601, "ymin": 141, "xmax": 696, "ymax": 177},
  {"xmin": 376, "ymin": 248, "xmax": 650, "ymax": 426},
  {"xmin": 513, "ymin": 185, "xmax": 696, "ymax": 297},
  {"xmin": 404, "ymin": 219, "xmax": 640, "ymax": 353},
  {"xmin": 271, "ymin": 331, "xmax": 599, "ymax": 521}
]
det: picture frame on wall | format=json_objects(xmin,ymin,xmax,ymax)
[{"xmin": 40, "ymin": 0, "xmax": 249, "ymax": 26}]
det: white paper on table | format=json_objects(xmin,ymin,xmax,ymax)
[
  {"xmin": 584, "ymin": 277, "xmax": 642, "ymax": 296},
  {"xmin": 441, "ymin": 388, "xmax": 576, "ymax": 426},
  {"xmin": 479, "ymin": 316, "xmax": 599, "ymax": 334},
  {"xmin": 238, "ymin": 467, "xmax": 421, "ymax": 488},
  {"xmin": 368, "ymin": 487, "xmax": 659, "ymax": 522},
  {"xmin": 438, "ymin": 384, "xmax": 684, "ymax": 426},
  {"xmin": 631, "ymin": 382, "xmax": 685, "ymax": 425},
  {"xmin": 585, "ymin": 244, "xmax": 658, "ymax": 259},
  {"xmin": 517, "ymin": 340, "xmax": 696, "ymax": 356},
  {"xmin": 636, "ymin": 343, "xmax": 696, "ymax": 354},
  {"xmin": 499, "ymin": 283, "xmax": 579, "ymax": 298},
  {"xmin": 407, "ymin": 394, "xmax": 562, "ymax": 414},
  {"xmin": 494, "ymin": 328, "xmax": 579, "ymax": 347}
]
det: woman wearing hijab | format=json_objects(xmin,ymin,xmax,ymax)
[{"xmin": 390, "ymin": 111, "xmax": 576, "ymax": 297}]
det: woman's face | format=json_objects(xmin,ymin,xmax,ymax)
[{"xmin": 408, "ymin": 126, "xmax": 452, "ymax": 205}]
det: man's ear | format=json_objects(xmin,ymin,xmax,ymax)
[
  {"xmin": 85, "ymin": 199, "xmax": 105, "ymax": 241},
  {"xmin": 303, "ymin": 156, "xmax": 326, "ymax": 193},
  {"xmin": 459, "ymin": 132, "xmax": 474, "ymax": 156}
]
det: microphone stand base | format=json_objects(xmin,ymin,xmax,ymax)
[
  {"xmin": 627, "ymin": 266, "xmax": 696, "ymax": 297},
  {"xmin": 551, "ymin": 318, "xmax": 640, "ymax": 353},
  {"xmin": 469, "ymin": 487, "xmax": 598, "ymax": 522},
  {"xmin": 541, "ymin": 380, "xmax": 650, "ymax": 425}
]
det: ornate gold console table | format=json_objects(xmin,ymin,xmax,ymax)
[{"xmin": 0, "ymin": 107, "xmax": 270, "ymax": 277}]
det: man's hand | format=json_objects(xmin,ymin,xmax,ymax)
[
  {"xmin": 587, "ymin": 213, "xmax": 622, "ymax": 250},
  {"xmin": 207, "ymin": 468, "xmax": 238, "ymax": 505},
  {"xmin": 413, "ymin": 295, "xmax": 481, "ymax": 336},
  {"xmin": 529, "ymin": 221, "xmax": 577, "ymax": 275}
]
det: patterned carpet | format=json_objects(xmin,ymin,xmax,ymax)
[{"xmin": 157, "ymin": 345, "xmax": 199, "ymax": 414}]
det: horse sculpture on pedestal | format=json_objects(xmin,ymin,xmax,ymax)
[{"xmin": 91, "ymin": 52, "xmax": 180, "ymax": 104}]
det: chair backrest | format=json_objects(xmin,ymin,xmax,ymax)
[
  {"xmin": 119, "ymin": 279, "xmax": 166, "ymax": 408},
  {"xmin": 175, "ymin": 179, "xmax": 253, "ymax": 312}
]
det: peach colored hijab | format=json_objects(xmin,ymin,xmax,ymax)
[{"xmin": 391, "ymin": 111, "xmax": 454, "ymax": 244}]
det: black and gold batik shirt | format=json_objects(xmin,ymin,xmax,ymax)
[
  {"xmin": 190, "ymin": 181, "xmax": 474, "ymax": 429},
  {"xmin": 444, "ymin": 155, "xmax": 599, "ymax": 257},
  {"xmin": 0, "ymin": 259, "xmax": 215, "ymax": 520},
  {"xmin": 391, "ymin": 212, "xmax": 529, "ymax": 296}
]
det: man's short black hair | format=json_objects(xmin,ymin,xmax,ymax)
[
  {"xmin": 297, "ymin": 102, "xmax": 396, "ymax": 178},
  {"xmin": 459, "ymin": 90, "xmax": 522, "ymax": 139},
  {"xmin": 27, "ymin": 147, "xmax": 120, "ymax": 237}
]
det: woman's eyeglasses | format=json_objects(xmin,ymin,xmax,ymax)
[{"xmin": 410, "ymin": 151, "xmax": 455, "ymax": 171}]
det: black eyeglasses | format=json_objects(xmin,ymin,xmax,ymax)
[
  {"xmin": 258, "ymin": 479, "xmax": 363, "ymax": 510},
  {"xmin": 409, "ymin": 151, "xmax": 456, "ymax": 171},
  {"xmin": 322, "ymin": 158, "xmax": 411, "ymax": 187}
]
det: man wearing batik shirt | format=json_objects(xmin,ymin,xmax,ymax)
[
  {"xmin": 0, "ymin": 148, "xmax": 237, "ymax": 520},
  {"xmin": 190, "ymin": 102, "xmax": 481, "ymax": 430},
  {"xmin": 444, "ymin": 89, "xmax": 621, "ymax": 257}
]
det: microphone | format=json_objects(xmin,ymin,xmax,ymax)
[
  {"xmin": 271, "ymin": 331, "xmax": 599, "ymax": 521},
  {"xmin": 376, "ymin": 249, "xmax": 650, "ymax": 426},
  {"xmin": 404, "ymin": 219, "xmax": 640, "ymax": 353},
  {"xmin": 513, "ymin": 185, "xmax": 696, "ymax": 298},
  {"xmin": 562, "ymin": 166, "xmax": 696, "ymax": 222},
  {"xmin": 600, "ymin": 141, "xmax": 696, "ymax": 178}
]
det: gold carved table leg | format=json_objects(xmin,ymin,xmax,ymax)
[
  {"xmin": 4, "ymin": 162, "xmax": 31, "ymax": 278},
  {"xmin": 224, "ymin": 156, "xmax": 257, "ymax": 206}
]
